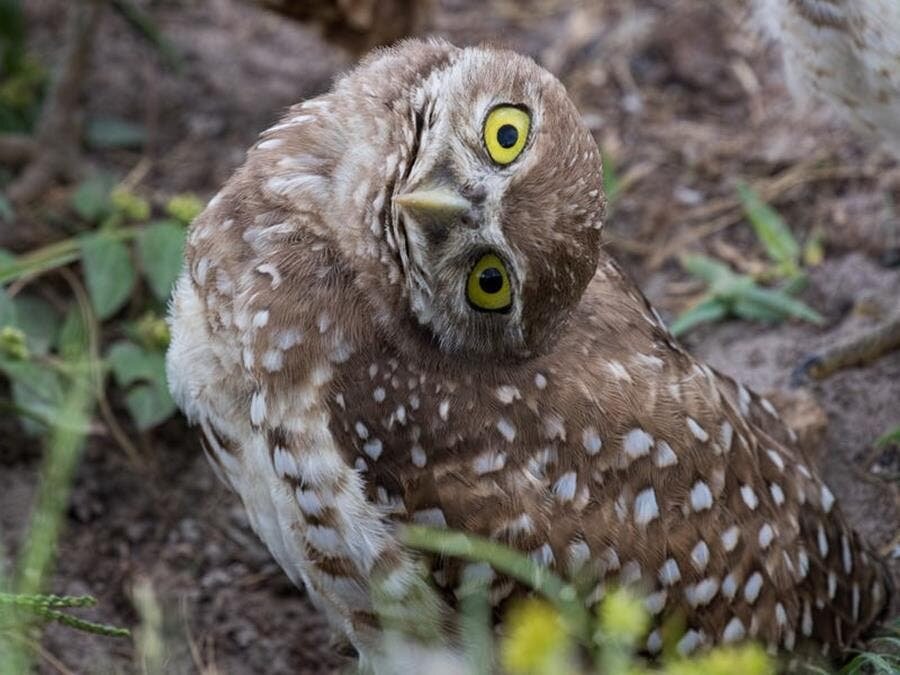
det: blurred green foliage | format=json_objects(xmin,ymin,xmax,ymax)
[
  {"xmin": 0, "ymin": 176, "xmax": 191, "ymax": 436},
  {"xmin": 0, "ymin": 298, "xmax": 129, "ymax": 673},
  {"xmin": 401, "ymin": 525, "xmax": 780, "ymax": 675},
  {"xmin": 0, "ymin": 0, "xmax": 47, "ymax": 134},
  {"xmin": 672, "ymin": 185, "xmax": 824, "ymax": 336}
]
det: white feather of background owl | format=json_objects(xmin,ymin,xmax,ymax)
[{"xmin": 756, "ymin": 0, "xmax": 900, "ymax": 158}]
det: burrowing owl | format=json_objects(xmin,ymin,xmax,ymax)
[{"xmin": 166, "ymin": 40, "xmax": 890, "ymax": 665}]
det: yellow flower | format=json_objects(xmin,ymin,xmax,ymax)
[
  {"xmin": 0, "ymin": 326, "xmax": 29, "ymax": 361},
  {"xmin": 598, "ymin": 587, "xmax": 650, "ymax": 646},
  {"xmin": 135, "ymin": 313, "xmax": 171, "ymax": 350},
  {"xmin": 500, "ymin": 599, "xmax": 571, "ymax": 675},
  {"xmin": 666, "ymin": 644, "xmax": 774, "ymax": 675},
  {"xmin": 166, "ymin": 194, "xmax": 204, "ymax": 225},
  {"xmin": 111, "ymin": 188, "xmax": 151, "ymax": 222}
]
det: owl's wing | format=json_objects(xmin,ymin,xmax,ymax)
[{"xmin": 167, "ymin": 267, "xmax": 449, "ymax": 655}]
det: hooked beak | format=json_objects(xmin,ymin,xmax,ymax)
[{"xmin": 394, "ymin": 186, "xmax": 471, "ymax": 220}]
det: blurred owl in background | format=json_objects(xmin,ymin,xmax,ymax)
[
  {"xmin": 166, "ymin": 39, "xmax": 890, "ymax": 670},
  {"xmin": 755, "ymin": 0, "xmax": 900, "ymax": 376},
  {"xmin": 756, "ymin": 0, "xmax": 900, "ymax": 157}
]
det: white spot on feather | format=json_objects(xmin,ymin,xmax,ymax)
[
  {"xmin": 685, "ymin": 577, "xmax": 719, "ymax": 607},
  {"xmin": 495, "ymin": 385, "xmax": 521, "ymax": 404},
  {"xmin": 634, "ymin": 487, "xmax": 659, "ymax": 525},
  {"xmin": 582, "ymin": 427, "xmax": 602, "ymax": 455},
  {"xmin": 496, "ymin": 418, "xmax": 516, "ymax": 442},
  {"xmin": 553, "ymin": 471, "xmax": 578, "ymax": 502},
  {"xmin": 690, "ymin": 481, "xmax": 713, "ymax": 512},
  {"xmin": 473, "ymin": 450, "xmax": 506, "ymax": 475},
  {"xmin": 721, "ymin": 525, "xmax": 740, "ymax": 552},
  {"xmin": 687, "ymin": 417, "xmax": 709, "ymax": 442},
  {"xmin": 363, "ymin": 438, "xmax": 383, "ymax": 461},
  {"xmin": 820, "ymin": 484, "xmax": 835, "ymax": 513},
  {"xmin": 723, "ymin": 617, "xmax": 745, "ymax": 643},
  {"xmin": 654, "ymin": 440, "xmax": 677, "ymax": 467},
  {"xmin": 623, "ymin": 428, "xmax": 653, "ymax": 459},
  {"xmin": 691, "ymin": 540, "xmax": 710, "ymax": 571},
  {"xmin": 743, "ymin": 572, "xmax": 763, "ymax": 604},
  {"xmin": 658, "ymin": 558, "xmax": 681, "ymax": 586},
  {"xmin": 741, "ymin": 484, "xmax": 759, "ymax": 510},
  {"xmin": 250, "ymin": 390, "xmax": 267, "ymax": 426}
]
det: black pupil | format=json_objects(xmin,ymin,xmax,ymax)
[
  {"xmin": 496, "ymin": 124, "xmax": 518, "ymax": 149},
  {"xmin": 479, "ymin": 267, "xmax": 504, "ymax": 294}
]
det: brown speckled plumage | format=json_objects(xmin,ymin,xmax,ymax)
[{"xmin": 166, "ymin": 39, "xmax": 890, "ymax": 666}]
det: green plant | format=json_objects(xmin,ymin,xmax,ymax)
[
  {"xmin": 671, "ymin": 254, "xmax": 823, "ymax": 336},
  {"xmin": 603, "ymin": 150, "xmax": 621, "ymax": 213},
  {"xmin": 0, "ymin": 0, "xmax": 48, "ymax": 134},
  {"xmin": 0, "ymin": 293, "xmax": 128, "ymax": 673},
  {"xmin": 837, "ymin": 620, "xmax": 900, "ymax": 674},
  {"xmin": 876, "ymin": 427, "xmax": 900, "ymax": 448},
  {"xmin": 397, "ymin": 525, "xmax": 777, "ymax": 675},
  {"xmin": 0, "ymin": 178, "xmax": 196, "ymax": 433},
  {"xmin": 672, "ymin": 186, "xmax": 824, "ymax": 336}
]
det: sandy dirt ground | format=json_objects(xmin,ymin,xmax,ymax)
[{"xmin": 2, "ymin": 0, "xmax": 898, "ymax": 672}]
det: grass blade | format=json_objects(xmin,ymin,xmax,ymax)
[
  {"xmin": 670, "ymin": 296, "xmax": 727, "ymax": 336},
  {"xmin": 737, "ymin": 183, "xmax": 800, "ymax": 277},
  {"xmin": 400, "ymin": 525, "xmax": 592, "ymax": 641}
]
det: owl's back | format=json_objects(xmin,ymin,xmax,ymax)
[{"xmin": 324, "ymin": 258, "xmax": 891, "ymax": 657}]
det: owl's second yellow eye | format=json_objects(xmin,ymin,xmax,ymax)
[
  {"xmin": 483, "ymin": 106, "xmax": 530, "ymax": 165},
  {"xmin": 467, "ymin": 253, "xmax": 512, "ymax": 312}
]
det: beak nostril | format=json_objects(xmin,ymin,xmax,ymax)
[{"xmin": 459, "ymin": 213, "xmax": 477, "ymax": 229}]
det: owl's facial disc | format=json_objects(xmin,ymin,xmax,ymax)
[
  {"xmin": 376, "ymin": 46, "xmax": 604, "ymax": 360},
  {"xmin": 394, "ymin": 177, "xmax": 525, "ymax": 356}
]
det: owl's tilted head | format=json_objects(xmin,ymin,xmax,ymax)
[{"xmin": 250, "ymin": 39, "xmax": 605, "ymax": 363}]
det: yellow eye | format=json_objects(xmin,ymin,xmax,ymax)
[
  {"xmin": 467, "ymin": 253, "xmax": 512, "ymax": 312},
  {"xmin": 483, "ymin": 106, "xmax": 530, "ymax": 165}
]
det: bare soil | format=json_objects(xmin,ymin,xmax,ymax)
[{"xmin": 3, "ymin": 0, "xmax": 898, "ymax": 672}]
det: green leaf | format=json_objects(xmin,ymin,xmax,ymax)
[
  {"xmin": 1, "ymin": 360, "xmax": 65, "ymax": 434},
  {"xmin": 56, "ymin": 306, "xmax": 88, "ymax": 361},
  {"xmin": 670, "ymin": 297, "xmax": 728, "ymax": 336},
  {"xmin": 80, "ymin": 232, "xmax": 135, "ymax": 320},
  {"xmin": 106, "ymin": 340, "xmax": 175, "ymax": 429},
  {"xmin": 85, "ymin": 116, "xmax": 146, "ymax": 150},
  {"xmin": 738, "ymin": 183, "xmax": 800, "ymax": 276},
  {"xmin": 731, "ymin": 296, "xmax": 784, "ymax": 323},
  {"xmin": 124, "ymin": 382, "xmax": 175, "ymax": 430},
  {"xmin": 739, "ymin": 285, "xmax": 824, "ymax": 324},
  {"xmin": 680, "ymin": 254, "xmax": 736, "ymax": 286},
  {"xmin": 136, "ymin": 220, "xmax": 186, "ymax": 301},
  {"xmin": 0, "ymin": 286, "xmax": 16, "ymax": 327},
  {"xmin": 11, "ymin": 295, "xmax": 60, "ymax": 355},
  {"xmin": 71, "ymin": 175, "xmax": 115, "ymax": 224},
  {"xmin": 602, "ymin": 151, "xmax": 620, "ymax": 209},
  {"xmin": 0, "ymin": 193, "xmax": 14, "ymax": 223},
  {"xmin": 106, "ymin": 340, "xmax": 158, "ymax": 386},
  {"xmin": 876, "ymin": 427, "xmax": 900, "ymax": 447}
]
